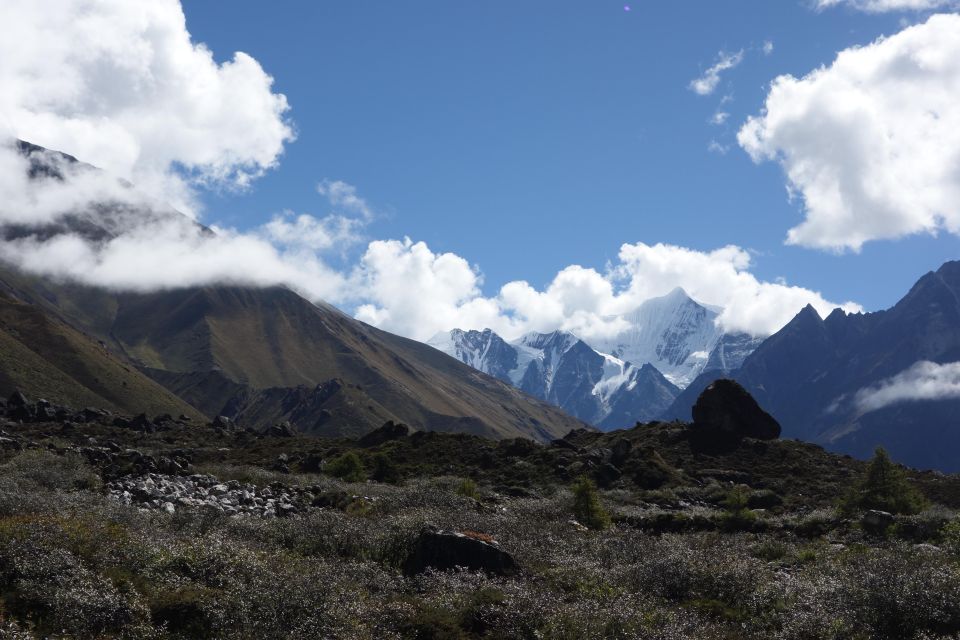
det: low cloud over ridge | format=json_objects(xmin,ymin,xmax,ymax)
[
  {"xmin": 855, "ymin": 361, "xmax": 960, "ymax": 413},
  {"xmin": 0, "ymin": 0, "xmax": 294, "ymax": 217}
]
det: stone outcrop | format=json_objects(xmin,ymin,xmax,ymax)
[
  {"xmin": 691, "ymin": 379, "xmax": 781, "ymax": 444},
  {"xmin": 403, "ymin": 526, "xmax": 520, "ymax": 576},
  {"xmin": 358, "ymin": 421, "xmax": 410, "ymax": 447}
]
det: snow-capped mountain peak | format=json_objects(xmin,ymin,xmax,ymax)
[
  {"xmin": 594, "ymin": 288, "xmax": 725, "ymax": 387},
  {"xmin": 515, "ymin": 330, "xmax": 579, "ymax": 353}
]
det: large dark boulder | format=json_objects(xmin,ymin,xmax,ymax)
[
  {"xmin": 692, "ymin": 379, "xmax": 780, "ymax": 443},
  {"xmin": 403, "ymin": 526, "xmax": 520, "ymax": 576},
  {"xmin": 358, "ymin": 421, "xmax": 410, "ymax": 447}
]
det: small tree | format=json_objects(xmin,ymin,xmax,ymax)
[
  {"xmin": 371, "ymin": 453, "xmax": 401, "ymax": 484},
  {"xmin": 572, "ymin": 475, "xmax": 611, "ymax": 530},
  {"xmin": 842, "ymin": 447, "xmax": 926, "ymax": 515},
  {"xmin": 720, "ymin": 484, "xmax": 757, "ymax": 531},
  {"xmin": 327, "ymin": 452, "xmax": 366, "ymax": 483}
]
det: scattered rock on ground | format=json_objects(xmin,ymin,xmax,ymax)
[
  {"xmin": 403, "ymin": 525, "xmax": 520, "ymax": 576},
  {"xmin": 862, "ymin": 509, "xmax": 894, "ymax": 534}
]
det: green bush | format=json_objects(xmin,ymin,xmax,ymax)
[
  {"xmin": 326, "ymin": 452, "xmax": 366, "ymax": 482},
  {"xmin": 842, "ymin": 448, "xmax": 926, "ymax": 515},
  {"xmin": 752, "ymin": 540, "xmax": 789, "ymax": 562},
  {"xmin": 942, "ymin": 519, "xmax": 960, "ymax": 556},
  {"xmin": 572, "ymin": 476, "xmax": 611, "ymax": 530}
]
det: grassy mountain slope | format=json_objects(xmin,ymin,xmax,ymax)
[{"xmin": 0, "ymin": 292, "xmax": 204, "ymax": 419}]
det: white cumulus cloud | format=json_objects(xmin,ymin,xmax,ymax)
[
  {"xmin": 0, "ymin": 0, "xmax": 294, "ymax": 216},
  {"xmin": 855, "ymin": 361, "xmax": 960, "ymax": 413},
  {"xmin": 351, "ymin": 239, "xmax": 861, "ymax": 342},
  {"xmin": 352, "ymin": 238, "xmax": 509, "ymax": 339},
  {"xmin": 739, "ymin": 13, "xmax": 960, "ymax": 251}
]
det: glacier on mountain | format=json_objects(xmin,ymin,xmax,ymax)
[{"xmin": 592, "ymin": 287, "xmax": 727, "ymax": 387}]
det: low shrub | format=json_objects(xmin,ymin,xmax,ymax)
[
  {"xmin": 942, "ymin": 518, "xmax": 960, "ymax": 556},
  {"xmin": 454, "ymin": 478, "xmax": 480, "ymax": 500},
  {"xmin": 752, "ymin": 539, "xmax": 789, "ymax": 562}
]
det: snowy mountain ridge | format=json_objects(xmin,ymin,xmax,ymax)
[
  {"xmin": 427, "ymin": 288, "xmax": 763, "ymax": 430},
  {"xmin": 428, "ymin": 326, "xmax": 680, "ymax": 430}
]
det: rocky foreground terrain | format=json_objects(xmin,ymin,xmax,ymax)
[{"xmin": 0, "ymin": 383, "xmax": 958, "ymax": 639}]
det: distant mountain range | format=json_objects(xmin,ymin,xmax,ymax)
[
  {"xmin": 0, "ymin": 140, "xmax": 586, "ymax": 441},
  {"xmin": 429, "ymin": 328, "xmax": 681, "ymax": 429},
  {"xmin": 663, "ymin": 261, "xmax": 960, "ymax": 472},
  {"xmin": 429, "ymin": 289, "xmax": 763, "ymax": 430}
]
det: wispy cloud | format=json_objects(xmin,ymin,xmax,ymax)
[
  {"xmin": 710, "ymin": 112, "xmax": 731, "ymax": 126},
  {"xmin": 317, "ymin": 179, "xmax": 375, "ymax": 220},
  {"xmin": 689, "ymin": 50, "xmax": 745, "ymax": 96},
  {"xmin": 708, "ymin": 140, "xmax": 730, "ymax": 155}
]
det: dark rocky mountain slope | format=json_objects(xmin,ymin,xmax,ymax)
[{"xmin": 663, "ymin": 261, "xmax": 960, "ymax": 471}]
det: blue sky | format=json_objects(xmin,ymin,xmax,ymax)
[
  {"xmin": 3, "ymin": 0, "xmax": 958, "ymax": 342},
  {"xmin": 180, "ymin": 0, "xmax": 957, "ymax": 313}
]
